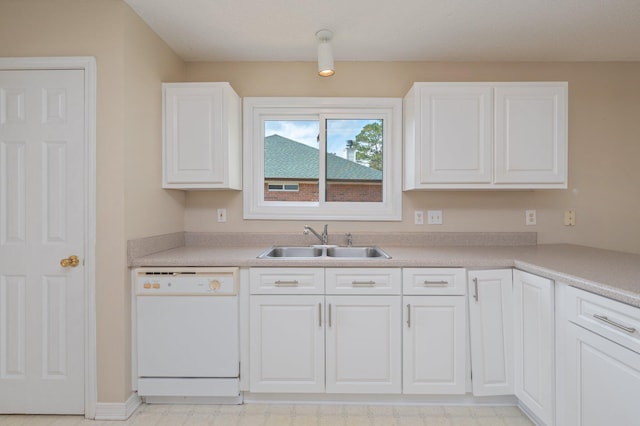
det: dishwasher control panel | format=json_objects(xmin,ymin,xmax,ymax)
[{"xmin": 135, "ymin": 268, "xmax": 238, "ymax": 295}]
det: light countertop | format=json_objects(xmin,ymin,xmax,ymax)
[{"xmin": 131, "ymin": 241, "xmax": 640, "ymax": 308}]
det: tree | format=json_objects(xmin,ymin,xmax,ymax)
[{"xmin": 354, "ymin": 120, "xmax": 383, "ymax": 171}]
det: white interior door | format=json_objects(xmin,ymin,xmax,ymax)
[{"xmin": 0, "ymin": 69, "xmax": 85, "ymax": 414}]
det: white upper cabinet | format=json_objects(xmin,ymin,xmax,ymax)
[
  {"xmin": 404, "ymin": 82, "xmax": 568, "ymax": 189},
  {"xmin": 495, "ymin": 86, "xmax": 567, "ymax": 185},
  {"xmin": 404, "ymin": 84, "xmax": 493, "ymax": 185},
  {"xmin": 163, "ymin": 82, "xmax": 241, "ymax": 189}
]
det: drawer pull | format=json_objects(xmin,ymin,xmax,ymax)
[
  {"xmin": 423, "ymin": 280, "xmax": 449, "ymax": 287},
  {"xmin": 274, "ymin": 280, "xmax": 299, "ymax": 287},
  {"xmin": 593, "ymin": 314, "xmax": 637, "ymax": 334},
  {"xmin": 352, "ymin": 280, "xmax": 376, "ymax": 287}
]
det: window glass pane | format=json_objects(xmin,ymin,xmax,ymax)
[
  {"xmin": 325, "ymin": 119, "xmax": 383, "ymax": 202},
  {"xmin": 264, "ymin": 120, "xmax": 319, "ymax": 202}
]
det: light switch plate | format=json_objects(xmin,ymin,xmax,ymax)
[
  {"xmin": 217, "ymin": 208, "xmax": 227, "ymax": 223},
  {"xmin": 427, "ymin": 210, "xmax": 443, "ymax": 225}
]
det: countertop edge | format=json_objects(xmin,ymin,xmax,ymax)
[{"xmin": 130, "ymin": 244, "xmax": 640, "ymax": 308}]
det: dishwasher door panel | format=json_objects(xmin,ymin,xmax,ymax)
[{"xmin": 137, "ymin": 295, "xmax": 239, "ymax": 378}]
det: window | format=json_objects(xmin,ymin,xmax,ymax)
[
  {"xmin": 243, "ymin": 97, "xmax": 402, "ymax": 220},
  {"xmin": 267, "ymin": 183, "xmax": 300, "ymax": 192}
]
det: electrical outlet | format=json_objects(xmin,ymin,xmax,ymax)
[
  {"xmin": 564, "ymin": 210, "xmax": 576, "ymax": 226},
  {"xmin": 414, "ymin": 210, "xmax": 424, "ymax": 225},
  {"xmin": 217, "ymin": 208, "xmax": 227, "ymax": 223},
  {"xmin": 427, "ymin": 210, "xmax": 443, "ymax": 225},
  {"xmin": 525, "ymin": 210, "xmax": 537, "ymax": 226}
]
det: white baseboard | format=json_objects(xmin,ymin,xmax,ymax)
[
  {"xmin": 94, "ymin": 392, "xmax": 142, "ymax": 420},
  {"xmin": 243, "ymin": 392, "xmax": 519, "ymax": 406}
]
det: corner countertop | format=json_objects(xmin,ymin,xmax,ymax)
[{"xmin": 131, "ymin": 242, "xmax": 640, "ymax": 308}]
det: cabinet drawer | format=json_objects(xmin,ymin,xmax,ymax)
[
  {"xmin": 565, "ymin": 285, "xmax": 640, "ymax": 353},
  {"xmin": 325, "ymin": 268, "xmax": 401, "ymax": 295},
  {"xmin": 402, "ymin": 268, "xmax": 466, "ymax": 295},
  {"xmin": 250, "ymin": 268, "xmax": 324, "ymax": 294}
]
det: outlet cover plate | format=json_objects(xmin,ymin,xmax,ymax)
[{"xmin": 525, "ymin": 210, "xmax": 536, "ymax": 226}]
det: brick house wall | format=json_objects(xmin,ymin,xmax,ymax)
[{"xmin": 264, "ymin": 181, "xmax": 382, "ymax": 202}]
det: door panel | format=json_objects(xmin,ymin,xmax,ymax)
[
  {"xmin": 325, "ymin": 295, "xmax": 401, "ymax": 393},
  {"xmin": 403, "ymin": 296, "xmax": 466, "ymax": 394},
  {"xmin": 468, "ymin": 269, "xmax": 514, "ymax": 396},
  {"xmin": 249, "ymin": 295, "xmax": 324, "ymax": 393},
  {"xmin": 0, "ymin": 70, "xmax": 85, "ymax": 414}
]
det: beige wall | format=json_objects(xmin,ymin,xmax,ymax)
[
  {"xmin": 185, "ymin": 62, "xmax": 640, "ymax": 254},
  {"xmin": 0, "ymin": 0, "xmax": 186, "ymax": 403}
]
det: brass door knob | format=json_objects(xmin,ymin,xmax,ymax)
[{"xmin": 60, "ymin": 255, "xmax": 80, "ymax": 268}]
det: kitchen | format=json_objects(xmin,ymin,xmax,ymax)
[{"xmin": 0, "ymin": 0, "xmax": 639, "ymax": 424}]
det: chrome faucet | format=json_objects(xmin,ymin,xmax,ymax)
[{"xmin": 304, "ymin": 224, "xmax": 329, "ymax": 245}]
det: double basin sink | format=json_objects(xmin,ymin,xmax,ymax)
[{"xmin": 258, "ymin": 245, "xmax": 391, "ymax": 259}]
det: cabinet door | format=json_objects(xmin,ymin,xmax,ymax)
[
  {"xmin": 325, "ymin": 296, "xmax": 401, "ymax": 393},
  {"xmin": 413, "ymin": 85, "xmax": 493, "ymax": 185},
  {"xmin": 403, "ymin": 296, "xmax": 466, "ymax": 394},
  {"xmin": 468, "ymin": 269, "xmax": 514, "ymax": 396},
  {"xmin": 249, "ymin": 295, "xmax": 324, "ymax": 392},
  {"xmin": 560, "ymin": 322, "xmax": 640, "ymax": 426},
  {"xmin": 513, "ymin": 270, "xmax": 554, "ymax": 425},
  {"xmin": 494, "ymin": 85, "xmax": 567, "ymax": 186},
  {"xmin": 163, "ymin": 83, "xmax": 241, "ymax": 189}
]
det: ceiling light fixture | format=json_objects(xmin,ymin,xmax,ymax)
[{"xmin": 315, "ymin": 29, "xmax": 335, "ymax": 77}]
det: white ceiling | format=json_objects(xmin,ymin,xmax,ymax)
[{"xmin": 124, "ymin": 0, "xmax": 640, "ymax": 62}]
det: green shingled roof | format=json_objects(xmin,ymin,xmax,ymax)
[{"xmin": 265, "ymin": 134, "xmax": 382, "ymax": 181}]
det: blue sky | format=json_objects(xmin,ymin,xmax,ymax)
[{"xmin": 265, "ymin": 119, "xmax": 380, "ymax": 159}]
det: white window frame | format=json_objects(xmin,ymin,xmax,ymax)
[{"xmin": 243, "ymin": 97, "xmax": 402, "ymax": 221}]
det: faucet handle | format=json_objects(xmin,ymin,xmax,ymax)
[{"xmin": 345, "ymin": 232, "xmax": 353, "ymax": 247}]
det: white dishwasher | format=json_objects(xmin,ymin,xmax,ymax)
[{"xmin": 134, "ymin": 267, "xmax": 241, "ymax": 404}]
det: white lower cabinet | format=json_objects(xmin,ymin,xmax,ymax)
[
  {"xmin": 403, "ymin": 295, "xmax": 467, "ymax": 394},
  {"xmin": 467, "ymin": 269, "xmax": 514, "ymax": 396},
  {"xmin": 561, "ymin": 323, "xmax": 640, "ymax": 426},
  {"xmin": 402, "ymin": 267, "xmax": 467, "ymax": 395},
  {"xmin": 249, "ymin": 295, "xmax": 324, "ymax": 393},
  {"xmin": 513, "ymin": 270, "xmax": 555, "ymax": 425},
  {"xmin": 249, "ymin": 267, "xmax": 401, "ymax": 394},
  {"xmin": 325, "ymin": 295, "xmax": 402, "ymax": 393},
  {"xmin": 557, "ymin": 284, "xmax": 640, "ymax": 426},
  {"xmin": 246, "ymin": 265, "xmax": 640, "ymax": 425}
]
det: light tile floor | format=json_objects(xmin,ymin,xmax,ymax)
[{"xmin": 0, "ymin": 404, "xmax": 534, "ymax": 425}]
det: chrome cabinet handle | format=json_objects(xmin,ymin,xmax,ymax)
[
  {"xmin": 352, "ymin": 280, "xmax": 376, "ymax": 287},
  {"xmin": 473, "ymin": 278, "xmax": 479, "ymax": 302},
  {"xmin": 319, "ymin": 303, "xmax": 322, "ymax": 327},
  {"xmin": 407, "ymin": 304, "xmax": 411, "ymax": 328},
  {"xmin": 423, "ymin": 280, "xmax": 448, "ymax": 287},
  {"xmin": 328, "ymin": 304, "xmax": 332, "ymax": 327},
  {"xmin": 593, "ymin": 314, "xmax": 637, "ymax": 333},
  {"xmin": 274, "ymin": 280, "xmax": 299, "ymax": 287}
]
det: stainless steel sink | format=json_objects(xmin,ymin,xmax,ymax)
[
  {"xmin": 257, "ymin": 246, "xmax": 323, "ymax": 258},
  {"xmin": 325, "ymin": 246, "xmax": 391, "ymax": 258},
  {"xmin": 257, "ymin": 246, "xmax": 391, "ymax": 259}
]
